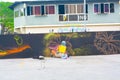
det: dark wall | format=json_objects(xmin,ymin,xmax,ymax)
[
  {"xmin": 0, "ymin": 34, "xmax": 44, "ymax": 59},
  {"xmin": 0, "ymin": 31, "xmax": 120, "ymax": 58}
]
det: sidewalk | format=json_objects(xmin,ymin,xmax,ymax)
[{"xmin": 0, "ymin": 54, "xmax": 120, "ymax": 80}]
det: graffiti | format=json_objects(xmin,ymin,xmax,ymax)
[
  {"xmin": 49, "ymin": 41, "xmax": 68, "ymax": 59},
  {"xmin": 14, "ymin": 35, "xmax": 23, "ymax": 46},
  {"xmin": 0, "ymin": 35, "xmax": 31, "ymax": 57},
  {"xmin": 94, "ymin": 32, "xmax": 120, "ymax": 54},
  {"xmin": 43, "ymin": 33, "xmax": 76, "ymax": 57},
  {"xmin": 0, "ymin": 31, "xmax": 120, "ymax": 58},
  {"xmin": 58, "ymin": 27, "xmax": 90, "ymax": 33},
  {"xmin": 0, "ymin": 45, "xmax": 31, "ymax": 56},
  {"xmin": 0, "ymin": 50, "xmax": 7, "ymax": 56}
]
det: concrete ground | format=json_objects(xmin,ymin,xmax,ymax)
[{"xmin": 0, "ymin": 54, "xmax": 120, "ymax": 80}]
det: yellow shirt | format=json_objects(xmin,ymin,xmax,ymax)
[{"xmin": 58, "ymin": 45, "xmax": 66, "ymax": 53}]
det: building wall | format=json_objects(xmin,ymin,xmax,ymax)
[
  {"xmin": 14, "ymin": 4, "xmax": 26, "ymax": 28},
  {"xmin": 88, "ymin": 2, "xmax": 120, "ymax": 24},
  {"xmin": 14, "ymin": 1, "xmax": 120, "ymax": 27},
  {"xmin": 13, "ymin": 1, "xmax": 120, "ymax": 33}
]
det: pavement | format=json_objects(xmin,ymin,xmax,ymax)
[{"xmin": 0, "ymin": 54, "xmax": 120, "ymax": 80}]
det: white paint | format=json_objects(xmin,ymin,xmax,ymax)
[{"xmin": 15, "ymin": 25, "xmax": 120, "ymax": 34}]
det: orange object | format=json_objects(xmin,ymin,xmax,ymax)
[
  {"xmin": 51, "ymin": 50, "xmax": 56, "ymax": 56},
  {"xmin": 0, "ymin": 45, "xmax": 31, "ymax": 56}
]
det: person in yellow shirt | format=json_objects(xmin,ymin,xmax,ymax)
[{"xmin": 57, "ymin": 41, "xmax": 68, "ymax": 59}]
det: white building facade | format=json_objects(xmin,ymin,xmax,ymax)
[{"xmin": 9, "ymin": 0, "xmax": 120, "ymax": 34}]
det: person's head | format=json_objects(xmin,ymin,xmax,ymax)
[{"xmin": 61, "ymin": 41, "xmax": 66, "ymax": 46}]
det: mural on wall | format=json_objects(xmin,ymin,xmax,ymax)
[
  {"xmin": 94, "ymin": 32, "xmax": 120, "ymax": 54},
  {"xmin": 0, "ymin": 35, "xmax": 31, "ymax": 57},
  {"xmin": 49, "ymin": 40, "xmax": 68, "ymax": 59},
  {"xmin": 0, "ymin": 31, "xmax": 119, "ymax": 58},
  {"xmin": 43, "ymin": 33, "xmax": 78, "ymax": 57},
  {"xmin": 43, "ymin": 32, "xmax": 93, "ymax": 56},
  {"xmin": 44, "ymin": 31, "xmax": 120, "ymax": 57}
]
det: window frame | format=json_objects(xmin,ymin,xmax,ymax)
[
  {"xmin": 58, "ymin": 4, "xmax": 88, "ymax": 22},
  {"xmin": 93, "ymin": 3, "xmax": 115, "ymax": 14},
  {"xmin": 27, "ymin": 5, "xmax": 55, "ymax": 16},
  {"xmin": 14, "ymin": 9, "xmax": 25, "ymax": 18}
]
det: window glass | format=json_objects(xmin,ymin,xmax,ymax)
[
  {"xmin": 46, "ymin": 5, "xmax": 55, "ymax": 14},
  {"xmin": 59, "ymin": 15, "xmax": 68, "ymax": 21},
  {"xmin": 86, "ymin": 4, "xmax": 88, "ymax": 13},
  {"xmin": 35, "ymin": 6, "xmax": 41, "ymax": 15},
  {"xmin": 41, "ymin": 5, "xmax": 45, "ymax": 15},
  {"xmin": 59, "ymin": 15, "xmax": 63, "ymax": 21},
  {"xmin": 31, "ymin": 6, "xmax": 34, "ymax": 15},
  {"xmin": 110, "ymin": 3, "xmax": 114, "ymax": 13},
  {"xmin": 49, "ymin": 6, "xmax": 55, "ymax": 14},
  {"xmin": 79, "ymin": 14, "xmax": 84, "ymax": 21},
  {"xmin": 63, "ymin": 15, "xmax": 68, "ymax": 21},
  {"xmin": 69, "ymin": 5, "xmax": 76, "ymax": 13},
  {"xmin": 27, "ymin": 6, "xmax": 33, "ymax": 16},
  {"xmin": 65, "ymin": 5, "xmax": 69, "ymax": 14},
  {"xmin": 94, "ymin": 4, "xmax": 99, "ymax": 13},
  {"xmin": 104, "ymin": 4, "xmax": 109, "ymax": 13},
  {"xmin": 24, "ymin": 9, "xmax": 25, "ymax": 16},
  {"xmin": 46, "ymin": 6, "xmax": 49, "ymax": 14},
  {"xmin": 20, "ymin": 9, "xmax": 24, "ymax": 16},
  {"xmin": 59, "ymin": 4, "xmax": 88, "ymax": 21},
  {"xmin": 94, "ymin": 3, "xmax": 114, "ymax": 14},
  {"xmin": 69, "ymin": 15, "xmax": 78, "ymax": 21},
  {"xmin": 27, "ymin": 5, "xmax": 55, "ymax": 16},
  {"xmin": 77, "ymin": 4, "xmax": 83, "ymax": 13},
  {"xmin": 15, "ymin": 11, "xmax": 19, "ymax": 17},
  {"xmin": 58, "ymin": 5, "xmax": 65, "ymax": 14},
  {"xmin": 101, "ymin": 3, "xmax": 104, "ymax": 13},
  {"xmin": 27, "ymin": 6, "xmax": 30, "ymax": 16}
]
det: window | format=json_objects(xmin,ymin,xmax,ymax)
[
  {"xmin": 20, "ymin": 9, "xmax": 24, "ymax": 16},
  {"xmin": 94, "ymin": 4, "xmax": 100, "ymax": 13},
  {"xmin": 101, "ymin": 3, "xmax": 104, "ymax": 13},
  {"xmin": 79, "ymin": 14, "xmax": 84, "ymax": 21},
  {"xmin": 94, "ymin": 3, "xmax": 114, "ymax": 14},
  {"xmin": 34, "ymin": 6, "xmax": 41, "ymax": 15},
  {"xmin": 110, "ymin": 3, "xmax": 114, "ymax": 13},
  {"xmin": 104, "ymin": 4, "xmax": 109, "ymax": 13},
  {"xmin": 59, "ymin": 15, "xmax": 63, "ymax": 21},
  {"xmin": 15, "ymin": 11, "xmax": 19, "ymax": 17},
  {"xmin": 69, "ymin": 15, "xmax": 78, "ymax": 21},
  {"xmin": 58, "ymin": 4, "xmax": 88, "ymax": 21},
  {"xmin": 15, "ymin": 9, "xmax": 25, "ymax": 18},
  {"xmin": 27, "ymin": 5, "xmax": 55, "ymax": 16},
  {"xmin": 58, "ymin": 5, "xmax": 65, "ymax": 14},
  {"xmin": 77, "ymin": 4, "xmax": 85, "ymax": 13},
  {"xmin": 59, "ymin": 15, "xmax": 68, "ymax": 21},
  {"xmin": 86, "ymin": 4, "xmax": 88, "ymax": 13},
  {"xmin": 41, "ymin": 5, "xmax": 45, "ymax": 15},
  {"xmin": 27, "ymin": 6, "xmax": 33, "ymax": 16},
  {"xmin": 59, "ymin": 4, "xmax": 88, "ymax": 14},
  {"xmin": 69, "ymin": 5, "xmax": 76, "ymax": 13},
  {"xmin": 46, "ymin": 5, "xmax": 55, "ymax": 14}
]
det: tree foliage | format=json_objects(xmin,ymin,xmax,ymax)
[{"xmin": 0, "ymin": 2, "xmax": 14, "ymax": 34}]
